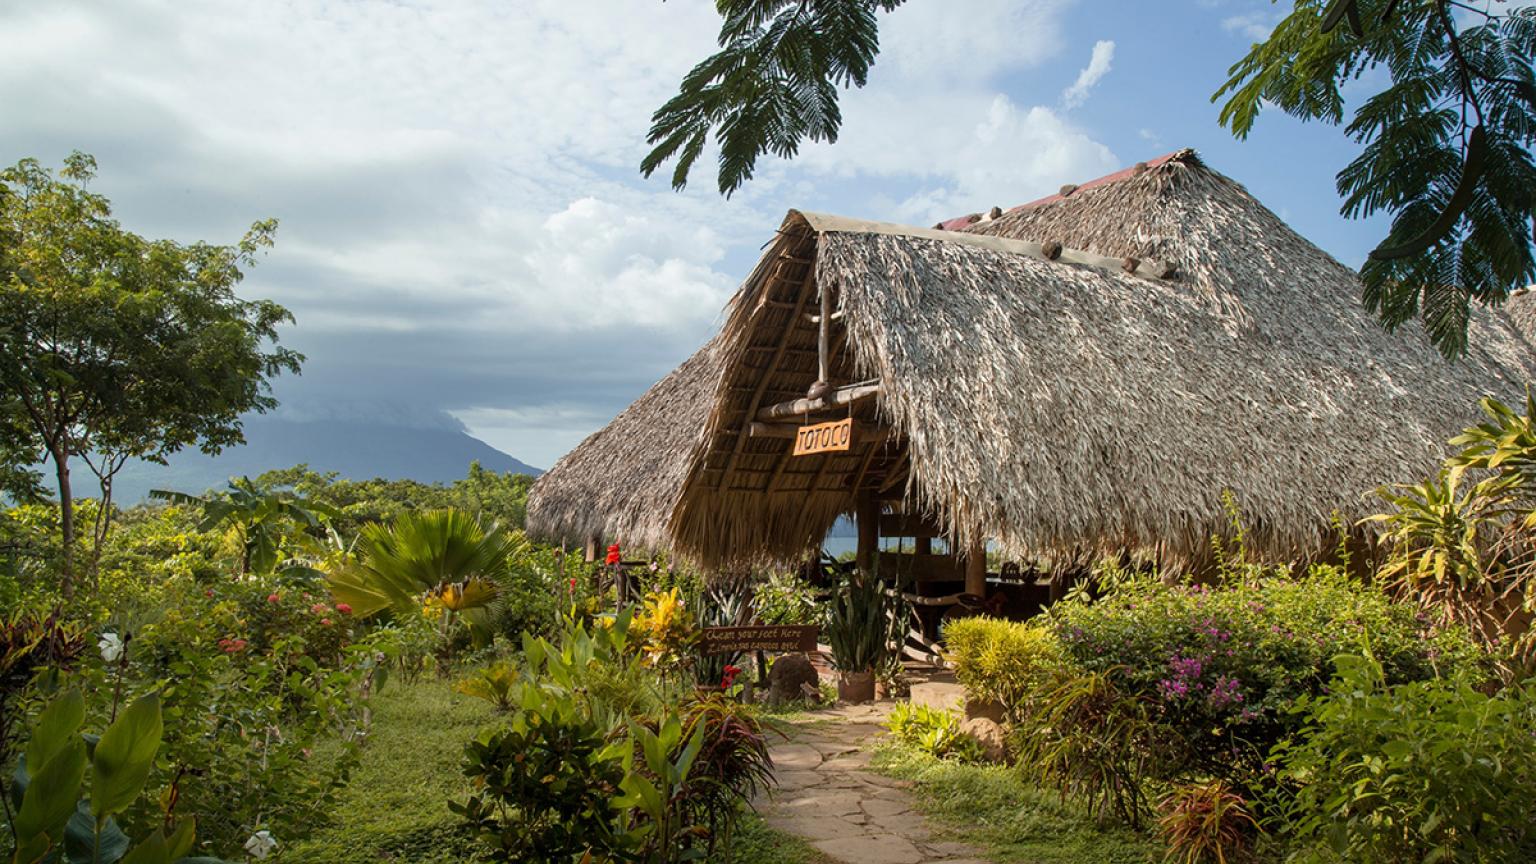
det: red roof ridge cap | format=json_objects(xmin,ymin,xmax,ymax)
[{"xmin": 935, "ymin": 149, "xmax": 1195, "ymax": 231}]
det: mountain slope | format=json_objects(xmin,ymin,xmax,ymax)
[{"xmin": 108, "ymin": 417, "xmax": 541, "ymax": 503}]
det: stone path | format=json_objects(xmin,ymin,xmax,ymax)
[{"xmin": 756, "ymin": 702, "xmax": 991, "ymax": 864}]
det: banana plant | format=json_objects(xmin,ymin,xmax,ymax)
[
  {"xmin": 150, "ymin": 478, "xmax": 339, "ymax": 577},
  {"xmin": 8, "ymin": 690, "xmax": 230, "ymax": 864}
]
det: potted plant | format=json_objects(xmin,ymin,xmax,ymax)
[{"xmin": 825, "ymin": 573, "xmax": 895, "ymax": 703}]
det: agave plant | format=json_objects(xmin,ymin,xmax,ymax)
[
  {"xmin": 327, "ymin": 508, "xmax": 525, "ymax": 634},
  {"xmin": 824, "ymin": 573, "xmax": 897, "ymax": 674}
]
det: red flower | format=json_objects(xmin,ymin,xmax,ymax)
[
  {"xmin": 335, "ymin": 603, "xmax": 353, "ymax": 615},
  {"xmin": 267, "ymin": 593, "xmax": 281, "ymax": 604},
  {"xmin": 219, "ymin": 638, "xmax": 248, "ymax": 654},
  {"xmin": 205, "ymin": 589, "xmax": 215, "ymax": 598},
  {"xmin": 604, "ymin": 543, "xmax": 621, "ymax": 566}
]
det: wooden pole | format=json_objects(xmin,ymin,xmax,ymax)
[
  {"xmin": 856, "ymin": 492, "xmax": 879, "ymax": 578},
  {"xmin": 757, "ymin": 382, "xmax": 880, "ymax": 422},
  {"xmin": 817, "ymin": 281, "xmax": 831, "ymax": 385},
  {"xmin": 965, "ymin": 538, "xmax": 987, "ymax": 598},
  {"xmin": 584, "ymin": 536, "xmax": 598, "ymax": 562}
]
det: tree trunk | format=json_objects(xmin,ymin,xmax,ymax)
[{"xmin": 50, "ymin": 445, "xmax": 75, "ymax": 596}]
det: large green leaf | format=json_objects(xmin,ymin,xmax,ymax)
[
  {"xmin": 14, "ymin": 737, "xmax": 86, "ymax": 846},
  {"xmin": 90, "ymin": 694, "xmax": 163, "ymax": 820},
  {"xmin": 25, "ymin": 689, "xmax": 85, "ymax": 773},
  {"xmin": 64, "ymin": 801, "xmax": 132, "ymax": 864}
]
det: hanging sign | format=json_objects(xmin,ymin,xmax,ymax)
[
  {"xmin": 701, "ymin": 625, "xmax": 820, "ymax": 655},
  {"xmin": 793, "ymin": 417, "xmax": 853, "ymax": 456}
]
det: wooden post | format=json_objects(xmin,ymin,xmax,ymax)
[
  {"xmin": 583, "ymin": 536, "xmax": 598, "ymax": 562},
  {"xmin": 856, "ymin": 492, "xmax": 879, "ymax": 578},
  {"xmin": 965, "ymin": 538, "xmax": 987, "ymax": 598},
  {"xmin": 817, "ymin": 282, "xmax": 831, "ymax": 385},
  {"xmin": 915, "ymin": 536, "xmax": 932, "ymax": 556}
]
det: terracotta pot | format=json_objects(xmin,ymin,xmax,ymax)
[{"xmin": 837, "ymin": 669, "xmax": 876, "ymax": 704}]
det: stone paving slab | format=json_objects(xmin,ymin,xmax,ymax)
[{"xmin": 755, "ymin": 702, "xmax": 993, "ymax": 864}]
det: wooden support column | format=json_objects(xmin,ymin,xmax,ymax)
[
  {"xmin": 856, "ymin": 492, "xmax": 879, "ymax": 578},
  {"xmin": 965, "ymin": 538, "xmax": 987, "ymax": 598},
  {"xmin": 583, "ymin": 536, "xmax": 598, "ymax": 562}
]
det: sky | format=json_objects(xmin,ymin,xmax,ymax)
[{"xmin": 0, "ymin": 0, "xmax": 1397, "ymax": 470}]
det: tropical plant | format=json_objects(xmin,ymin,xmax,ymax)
[
  {"xmin": 942, "ymin": 616, "xmax": 1064, "ymax": 722},
  {"xmin": 150, "ymin": 478, "xmax": 338, "ymax": 577},
  {"xmin": 1155, "ymin": 779, "xmax": 1259, "ymax": 864},
  {"xmin": 1271, "ymin": 654, "xmax": 1536, "ymax": 863},
  {"xmin": 824, "ymin": 574, "xmax": 895, "ymax": 673},
  {"xmin": 7, "ymin": 690, "xmax": 232, "ymax": 864},
  {"xmin": 1373, "ymin": 394, "xmax": 1536, "ymax": 674},
  {"xmin": 632, "ymin": 587, "xmax": 699, "ymax": 675},
  {"xmin": 327, "ymin": 509, "xmax": 523, "ymax": 659},
  {"xmin": 453, "ymin": 686, "xmax": 633, "ymax": 862},
  {"xmin": 675, "ymin": 696, "xmax": 775, "ymax": 857},
  {"xmin": 885, "ymin": 702, "xmax": 984, "ymax": 763},
  {"xmin": 454, "ymin": 661, "xmax": 520, "ymax": 713},
  {"xmin": 618, "ymin": 715, "xmax": 709, "ymax": 862},
  {"xmin": 1012, "ymin": 668, "xmax": 1163, "ymax": 829}
]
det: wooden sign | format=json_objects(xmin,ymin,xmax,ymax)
[
  {"xmin": 792, "ymin": 417, "xmax": 853, "ymax": 456},
  {"xmin": 701, "ymin": 625, "xmax": 820, "ymax": 655}
]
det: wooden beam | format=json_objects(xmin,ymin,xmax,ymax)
[
  {"xmin": 964, "ymin": 539, "xmax": 987, "ymax": 597},
  {"xmin": 804, "ymin": 309, "xmax": 845, "ymax": 325},
  {"xmin": 816, "ymin": 281, "xmax": 831, "ymax": 385},
  {"xmin": 757, "ymin": 382, "xmax": 880, "ymax": 422},
  {"xmin": 747, "ymin": 421, "xmax": 893, "ymax": 440},
  {"xmin": 856, "ymin": 492, "xmax": 879, "ymax": 578},
  {"xmin": 720, "ymin": 267, "xmax": 817, "ymax": 487}
]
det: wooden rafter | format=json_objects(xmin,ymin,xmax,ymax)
[
  {"xmin": 757, "ymin": 382, "xmax": 880, "ymax": 422},
  {"xmin": 718, "ymin": 257, "xmax": 817, "ymax": 489}
]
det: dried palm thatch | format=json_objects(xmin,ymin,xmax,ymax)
[{"xmin": 530, "ymin": 150, "xmax": 1536, "ymax": 571}]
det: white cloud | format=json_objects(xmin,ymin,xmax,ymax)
[
  {"xmin": 1061, "ymin": 40, "xmax": 1116, "ymax": 109},
  {"xmin": 1221, "ymin": 13, "xmax": 1278, "ymax": 41}
]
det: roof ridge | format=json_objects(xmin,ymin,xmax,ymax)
[{"xmin": 934, "ymin": 148, "xmax": 1198, "ymax": 231}]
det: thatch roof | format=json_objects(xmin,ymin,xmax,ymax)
[{"xmin": 529, "ymin": 150, "xmax": 1536, "ymax": 569}]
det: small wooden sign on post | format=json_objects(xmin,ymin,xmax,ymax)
[
  {"xmin": 701, "ymin": 625, "xmax": 820, "ymax": 655},
  {"xmin": 793, "ymin": 417, "xmax": 853, "ymax": 456}
]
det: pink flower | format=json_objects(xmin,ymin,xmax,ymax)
[
  {"xmin": 310, "ymin": 603, "xmax": 328, "ymax": 615},
  {"xmin": 335, "ymin": 603, "xmax": 353, "ymax": 615},
  {"xmin": 267, "ymin": 593, "xmax": 281, "ymax": 604},
  {"xmin": 321, "ymin": 618, "xmax": 333, "ymax": 627}
]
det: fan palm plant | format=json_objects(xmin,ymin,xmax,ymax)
[{"xmin": 328, "ymin": 509, "xmax": 524, "ymax": 643}]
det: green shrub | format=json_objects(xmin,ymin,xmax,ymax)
[
  {"xmin": 885, "ymin": 702, "xmax": 984, "ymax": 763},
  {"xmin": 752, "ymin": 570, "xmax": 822, "ymax": 626},
  {"xmin": 942, "ymin": 616, "xmax": 1064, "ymax": 720},
  {"xmin": 1047, "ymin": 566, "xmax": 1485, "ymax": 782},
  {"xmin": 1272, "ymin": 654, "xmax": 1536, "ymax": 863},
  {"xmin": 454, "ymin": 684, "xmax": 632, "ymax": 862}
]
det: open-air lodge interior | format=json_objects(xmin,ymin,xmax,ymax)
[{"xmin": 527, "ymin": 149, "xmax": 1536, "ymax": 642}]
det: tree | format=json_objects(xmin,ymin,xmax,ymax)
[
  {"xmin": 645, "ymin": 1, "xmax": 1536, "ymax": 358},
  {"xmin": 0, "ymin": 153, "xmax": 303, "ymax": 591}
]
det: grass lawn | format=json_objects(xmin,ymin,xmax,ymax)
[
  {"xmin": 285, "ymin": 674, "xmax": 832, "ymax": 864},
  {"xmin": 869, "ymin": 744, "xmax": 1159, "ymax": 864}
]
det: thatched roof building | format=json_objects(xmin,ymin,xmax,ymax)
[{"xmin": 529, "ymin": 150, "xmax": 1536, "ymax": 571}]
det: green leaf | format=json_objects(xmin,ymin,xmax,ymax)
[
  {"xmin": 64, "ymin": 802, "xmax": 132, "ymax": 864},
  {"xmin": 25, "ymin": 689, "xmax": 85, "ymax": 773},
  {"xmin": 14, "ymin": 737, "xmax": 86, "ymax": 847},
  {"xmin": 91, "ymin": 693, "xmax": 163, "ymax": 820}
]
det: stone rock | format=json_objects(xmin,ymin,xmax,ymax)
[
  {"xmin": 769, "ymin": 652, "xmax": 820, "ymax": 705},
  {"xmin": 959, "ymin": 717, "xmax": 1009, "ymax": 764},
  {"xmin": 963, "ymin": 697, "xmax": 1006, "ymax": 724}
]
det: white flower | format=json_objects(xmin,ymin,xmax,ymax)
[
  {"xmin": 243, "ymin": 830, "xmax": 277, "ymax": 860},
  {"xmin": 98, "ymin": 633, "xmax": 124, "ymax": 664}
]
